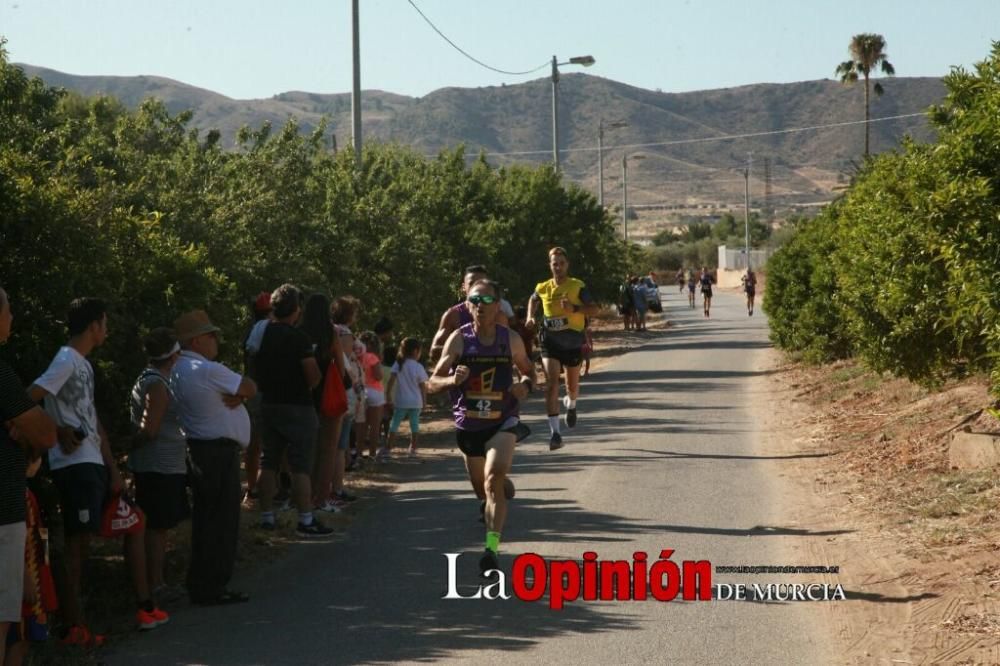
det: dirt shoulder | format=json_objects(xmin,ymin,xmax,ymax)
[{"xmin": 756, "ymin": 349, "xmax": 1000, "ymax": 665}]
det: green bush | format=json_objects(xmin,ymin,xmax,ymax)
[{"xmin": 763, "ymin": 208, "xmax": 851, "ymax": 363}]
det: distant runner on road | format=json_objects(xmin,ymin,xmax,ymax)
[
  {"xmin": 526, "ymin": 247, "xmax": 600, "ymax": 450},
  {"xmin": 428, "ymin": 279, "xmax": 535, "ymax": 576},
  {"xmin": 700, "ymin": 267, "xmax": 714, "ymax": 318},
  {"xmin": 742, "ymin": 269, "xmax": 757, "ymax": 316}
]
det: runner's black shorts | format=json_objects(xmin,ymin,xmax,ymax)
[
  {"xmin": 702, "ymin": 288, "xmax": 713, "ymax": 298},
  {"xmin": 540, "ymin": 329, "xmax": 584, "ymax": 368},
  {"xmin": 745, "ymin": 287, "xmax": 756, "ymax": 298},
  {"xmin": 456, "ymin": 420, "xmax": 520, "ymax": 458}
]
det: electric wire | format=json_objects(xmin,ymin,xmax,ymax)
[
  {"xmin": 472, "ymin": 112, "xmax": 927, "ymax": 158},
  {"xmin": 407, "ymin": 0, "xmax": 550, "ymax": 76}
]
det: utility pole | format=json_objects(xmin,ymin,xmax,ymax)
[
  {"xmin": 598, "ymin": 120, "xmax": 628, "ymax": 208},
  {"xmin": 763, "ymin": 157, "xmax": 772, "ymax": 223},
  {"xmin": 351, "ymin": 0, "xmax": 362, "ymax": 166},
  {"xmin": 551, "ymin": 55, "xmax": 560, "ymax": 172},
  {"xmin": 744, "ymin": 153, "xmax": 752, "ymax": 271},
  {"xmin": 598, "ymin": 120, "xmax": 605, "ymax": 207},
  {"xmin": 622, "ymin": 154, "xmax": 628, "ymax": 243}
]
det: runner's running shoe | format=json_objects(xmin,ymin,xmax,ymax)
[
  {"xmin": 564, "ymin": 396, "xmax": 578, "ymax": 428},
  {"xmin": 479, "ymin": 549, "xmax": 500, "ymax": 577},
  {"xmin": 549, "ymin": 432, "xmax": 564, "ymax": 451}
]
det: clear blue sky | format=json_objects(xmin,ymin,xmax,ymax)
[{"xmin": 1, "ymin": 0, "xmax": 996, "ymax": 99}]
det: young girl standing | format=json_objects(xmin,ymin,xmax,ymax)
[
  {"xmin": 384, "ymin": 338, "xmax": 429, "ymax": 457},
  {"xmin": 358, "ymin": 331, "xmax": 386, "ymax": 462}
]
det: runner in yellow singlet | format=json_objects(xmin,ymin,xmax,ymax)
[{"xmin": 525, "ymin": 247, "xmax": 600, "ymax": 450}]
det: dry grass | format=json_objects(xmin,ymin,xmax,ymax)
[{"xmin": 788, "ymin": 359, "xmax": 999, "ymax": 544}]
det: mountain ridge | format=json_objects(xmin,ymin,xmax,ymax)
[{"xmin": 17, "ymin": 63, "xmax": 945, "ymax": 209}]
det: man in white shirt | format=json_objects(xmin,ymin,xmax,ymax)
[
  {"xmin": 171, "ymin": 309, "xmax": 256, "ymax": 605},
  {"xmin": 29, "ymin": 297, "xmax": 167, "ymax": 638}
]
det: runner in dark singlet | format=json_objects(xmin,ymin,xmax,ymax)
[
  {"xmin": 428, "ymin": 279, "xmax": 535, "ymax": 576},
  {"xmin": 699, "ymin": 266, "xmax": 714, "ymax": 318},
  {"xmin": 430, "ymin": 266, "xmax": 510, "ymax": 363},
  {"xmin": 742, "ymin": 269, "xmax": 757, "ymax": 316}
]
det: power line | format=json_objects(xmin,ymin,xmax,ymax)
[
  {"xmin": 475, "ymin": 112, "xmax": 927, "ymax": 158},
  {"xmin": 407, "ymin": 0, "xmax": 550, "ymax": 76}
]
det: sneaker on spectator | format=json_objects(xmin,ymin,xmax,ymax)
[
  {"xmin": 346, "ymin": 450, "xmax": 359, "ymax": 472},
  {"xmin": 333, "ymin": 490, "xmax": 359, "ymax": 503},
  {"xmin": 137, "ymin": 607, "xmax": 169, "ymax": 631},
  {"xmin": 242, "ymin": 488, "xmax": 259, "ymax": 508},
  {"xmin": 376, "ymin": 447, "xmax": 390, "ymax": 462},
  {"xmin": 296, "ymin": 519, "xmax": 335, "ymax": 538},
  {"xmin": 62, "ymin": 625, "xmax": 105, "ymax": 647},
  {"xmin": 316, "ymin": 498, "xmax": 343, "ymax": 513}
]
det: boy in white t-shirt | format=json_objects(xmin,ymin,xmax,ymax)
[
  {"xmin": 29, "ymin": 298, "xmax": 167, "ymax": 640},
  {"xmin": 384, "ymin": 338, "xmax": 429, "ymax": 457}
]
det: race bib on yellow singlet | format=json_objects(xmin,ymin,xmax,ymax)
[{"xmin": 544, "ymin": 316, "xmax": 569, "ymax": 332}]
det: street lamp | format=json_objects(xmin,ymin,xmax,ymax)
[
  {"xmin": 551, "ymin": 54, "xmax": 596, "ymax": 172},
  {"xmin": 622, "ymin": 153, "xmax": 645, "ymax": 243},
  {"xmin": 599, "ymin": 119, "xmax": 628, "ymax": 207}
]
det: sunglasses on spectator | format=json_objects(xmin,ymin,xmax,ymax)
[{"xmin": 467, "ymin": 294, "xmax": 497, "ymax": 306}]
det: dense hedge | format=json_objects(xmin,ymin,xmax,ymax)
[
  {"xmin": 764, "ymin": 42, "xmax": 1000, "ymax": 393},
  {"xmin": 0, "ymin": 47, "xmax": 626, "ymax": 433}
]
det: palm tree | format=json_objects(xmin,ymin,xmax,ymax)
[{"xmin": 835, "ymin": 33, "xmax": 896, "ymax": 157}]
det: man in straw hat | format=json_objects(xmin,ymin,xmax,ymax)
[{"xmin": 171, "ymin": 310, "xmax": 256, "ymax": 605}]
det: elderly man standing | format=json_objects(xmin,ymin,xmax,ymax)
[{"xmin": 171, "ymin": 310, "xmax": 256, "ymax": 605}]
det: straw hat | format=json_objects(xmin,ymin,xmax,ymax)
[{"xmin": 174, "ymin": 310, "xmax": 221, "ymax": 342}]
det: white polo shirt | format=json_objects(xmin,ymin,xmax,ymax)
[{"xmin": 170, "ymin": 350, "xmax": 251, "ymax": 448}]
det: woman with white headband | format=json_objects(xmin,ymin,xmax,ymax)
[{"xmin": 128, "ymin": 326, "xmax": 189, "ymax": 604}]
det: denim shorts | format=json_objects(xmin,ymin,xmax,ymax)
[{"xmin": 338, "ymin": 415, "xmax": 353, "ymax": 451}]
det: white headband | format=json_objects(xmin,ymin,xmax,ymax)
[{"xmin": 151, "ymin": 342, "xmax": 180, "ymax": 361}]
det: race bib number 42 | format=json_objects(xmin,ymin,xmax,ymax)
[{"xmin": 473, "ymin": 399, "xmax": 500, "ymax": 420}]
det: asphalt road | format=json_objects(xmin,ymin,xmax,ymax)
[{"xmin": 106, "ymin": 287, "xmax": 836, "ymax": 665}]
